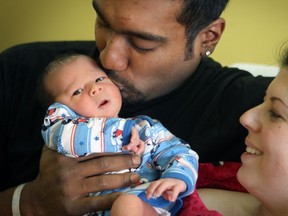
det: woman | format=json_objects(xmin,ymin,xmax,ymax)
[{"xmin": 237, "ymin": 45, "xmax": 288, "ymax": 216}]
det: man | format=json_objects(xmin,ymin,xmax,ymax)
[{"xmin": 0, "ymin": 0, "xmax": 272, "ymax": 215}]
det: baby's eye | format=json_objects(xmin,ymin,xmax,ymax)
[
  {"xmin": 72, "ymin": 88, "xmax": 83, "ymax": 96},
  {"xmin": 95, "ymin": 77, "xmax": 106, "ymax": 83}
]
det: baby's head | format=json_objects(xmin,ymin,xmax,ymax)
[{"xmin": 37, "ymin": 54, "xmax": 122, "ymax": 118}]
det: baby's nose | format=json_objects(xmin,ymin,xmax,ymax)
[{"xmin": 89, "ymin": 84, "xmax": 103, "ymax": 96}]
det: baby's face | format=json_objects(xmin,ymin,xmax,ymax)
[{"xmin": 45, "ymin": 56, "xmax": 122, "ymax": 117}]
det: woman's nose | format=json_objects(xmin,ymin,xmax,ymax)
[
  {"xmin": 239, "ymin": 106, "xmax": 261, "ymax": 133},
  {"xmin": 99, "ymin": 33, "xmax": 129, "ymax": 71}
]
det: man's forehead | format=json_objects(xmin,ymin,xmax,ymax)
[
  {"xmin": 93, "ymin": 0, "xmax": 179, "ymax": 19},
  {"xmin": 93, "ymin": 0, "xmax": 181, "ymax": 37}
]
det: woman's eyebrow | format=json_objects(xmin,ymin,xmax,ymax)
[{"xmin": 271, "ymin": 96, "xmax": 288, "ymax": 108}]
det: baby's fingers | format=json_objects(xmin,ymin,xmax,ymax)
[
  {"xmin": 136, "ymin": 140, "xmax": 145, "ymax": 155},
  {"xmin": 145, "ymin": 182, "xmax": 158, "ymax": 199},
  {"xmin": 130, "ymin": 127, "xmax": 140, "ymax": 145}
]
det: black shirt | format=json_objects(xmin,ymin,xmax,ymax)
[
  {"xmin": 0, "ymin": 41, "xmax": 273, "ymax": 191},
  {"xmin": 120, "ymin": 57, "xmax": 272, "ymax": 162}
]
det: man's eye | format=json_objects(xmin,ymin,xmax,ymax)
[
  {"xmin": 95, "ymin": 77, "xmax": 105, "ymax": 83},
  {"xmin": 133, "ymin": 45, "xmax": 155, "ymax": 53},
  {"xmin": 72, "ymin": 89, "xmax": 83, "ymax": 96},
  {"xmin": 129, "ymin": 40, "xmax": 155, "ymax": 53},
  {"xmin": 129, "ymin": 38, "xmax": 157, "ymax": 53}
]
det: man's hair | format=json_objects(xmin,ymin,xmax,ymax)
[
  {"xmin": 36, "ymin": 53, "xmax": 85, "ymax": 109},
  {"xmin": 176, "ymin": 0, "xmax": 229, "ymax": 60}
]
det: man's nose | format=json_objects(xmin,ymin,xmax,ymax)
[{"xmin": 99, "ymin": 33, "xmax": 129, "ymax": 71}]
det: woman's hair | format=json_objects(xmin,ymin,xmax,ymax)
[{"xmin": 279, "ymin": 43, "xmax": 288, "ymax": 68}]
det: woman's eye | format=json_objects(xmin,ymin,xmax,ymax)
[
  {"xmin": 72, "ymin": 88, "xmax": 83, "ymax": 96},
  {"xmin": 269, "ymin": 110, "xmax": 282, "ymax": 119},
  {"xmin": 95, "ymin": 77, "xmax": 105, "ymax": 83}
]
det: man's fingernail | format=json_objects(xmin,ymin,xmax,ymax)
[{"xmin": 130, "ymin": 173, "xmax": 140, "ymax": 184}]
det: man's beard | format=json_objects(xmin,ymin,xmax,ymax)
[{"xmin": 105, "ymin": 70, "xmax": 146, "ymax": 107}]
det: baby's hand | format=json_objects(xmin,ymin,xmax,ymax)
[
  {"xmin": 122, "ymin": 126, "xmax": 144, "ymax": 155},
  {"xmin": 146, "ymin": 178, "xmax": 187, "ymax": 202}
]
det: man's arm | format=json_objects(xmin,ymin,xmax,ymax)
[{"xmin": 0, "ymin": 146, "xmax": 141, "ymax": 215}]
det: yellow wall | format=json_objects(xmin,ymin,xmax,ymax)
[
  {"xmin": 216, "ymin": 0, "xmax": 288, "ymax": 65},
  {"xmin": 0, "ymin": 0, "xmax": 95, "ymax": 51},
  {"xmin": 1, "ymin": 0, "xmax": 287, "ymax": 66}
]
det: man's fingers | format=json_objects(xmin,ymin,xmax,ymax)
[
  {"xmin": 63, "ymin": 193, "xmax": 121, "ymax": 215},
  {"xmin": 78, "ymin": 154, "xmax": 141, "ymax": 177},
  {"xmin": 79, "ymin": 173, "xmax": 140, "ymax": 194}
]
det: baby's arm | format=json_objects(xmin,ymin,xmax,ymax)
[
  {"xmin": 146, "ymin": 178, "xmax": 187, "ymax": 202},
  {"xmin": 42, "ymin": 103, "xmax": 144, "ymax": 157},
  {"xmin": 122, "ymin": 126, "xmax": 145, "ymax": 155}
]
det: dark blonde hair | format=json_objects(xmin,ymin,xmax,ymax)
[{"xmin": 36, "ymin": 54, "xmax": 91, "ymax": 109}]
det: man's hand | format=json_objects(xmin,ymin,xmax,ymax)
[{"xmin": 21, "ymin": 146, "xmax": 141, "ymax": 216}]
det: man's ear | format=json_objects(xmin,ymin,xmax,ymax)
[{"xmin": 200, "ymin": 18, "xmax": 225, "ymax": 56}]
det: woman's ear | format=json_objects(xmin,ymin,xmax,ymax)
[{"xmin": 200, "ymin": 18, "xmax": 226, "ymax": 56}]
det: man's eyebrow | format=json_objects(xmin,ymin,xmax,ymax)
[
  {"xmin": 92, "ymin": 0, "xmax": 166, "ymax": 43},
  {"xmin": 122, "ymin": 30, "xmax": 167, "ymax": 43},
  {"xmin": 271, "ymin": 96, "xmax": 288, "ymax": 108}
]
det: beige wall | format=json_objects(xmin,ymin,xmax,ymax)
[{"xmin": 1, "ymin": 0, "xmax": 287, "ymax": 66}]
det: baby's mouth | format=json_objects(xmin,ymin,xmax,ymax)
[{"xmin": 99, "ymin": 100, "xmax": 108, "ymax": 107}]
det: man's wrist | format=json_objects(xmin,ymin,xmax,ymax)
[{"xmin": 12, "ymin": 183, "xmax": 26, "ymax": 216}]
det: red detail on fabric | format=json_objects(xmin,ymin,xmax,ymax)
[
  {"xmin": 178, "ymin": 162, "xmax": 247, "ymax": 215},
  {"xmin": 196, "ymin": 162, "xmax": 247, "ymax": 192},
  {"xmin": 178, "ymin": 190, "xmax": 222, "ymax": 216}
]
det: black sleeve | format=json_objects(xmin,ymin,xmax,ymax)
[{"xmin": 0, "ymin": 41, "xmax": 96, "ymax": 191}]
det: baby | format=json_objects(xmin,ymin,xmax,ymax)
[{"xmin": 38, "ymin": 54, "xmax": 199, "ymax": 216}]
